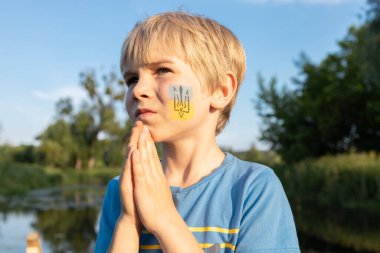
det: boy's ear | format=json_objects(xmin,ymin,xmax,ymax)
[{"xmin": 210, "ymin": 72, "xmax": 237, "ymax": 110}]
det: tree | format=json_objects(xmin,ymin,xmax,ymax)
[
  {"xmin": 256, "ymin": 0, "xmax": 380, "ymax": 162},
  {"xmin": 55, "ymin": 97, "xmax": 73, "ymax": 120},
  {"xmin": 37, "ymin": 119, "xmax": 75, "ymax": 167},
  {"xmin": 74, "ymin": 69, "xmax": 126, "ymax": 169},
  {"xmin": 37, "ymin": 69, "xmax": 130, "ymax": 169}
]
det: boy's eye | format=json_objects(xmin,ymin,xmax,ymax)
[
  {"xmin": 157, "ymin": 68, "xmax": 171, "ymax": 75},
  {"xmin": 126, "ymin": 77, "xmax": 138, "ymax": 87}
]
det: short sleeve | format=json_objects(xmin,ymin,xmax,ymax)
[
  {"xmin": 235, "ymin": 169, "xmax": 300, "ymax": 253},
  {"xmin": 94, "ymin": 178, "xmax": 121, "ymax": 253}
]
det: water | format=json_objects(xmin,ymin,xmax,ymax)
[
  {"xmin": 0, "ymin": 185, "xmax": 379, "ymax": 253},
  {"xmin": 294, "ymin": 203, "xmax": 380, "ymax": 253},
  {"xmin": 1, "ymin": 212, "xmax": 38, "ymax": 252},
  {"xmin": 0, "ymin": 185, "xmax": 104, "ymax": 253}
]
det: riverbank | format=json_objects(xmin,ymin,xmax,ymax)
[
  {"xmin": 1, "ymin": 152, "xmax": 380, "ymax": 252},
  {"xmin": 0, "ymin": 161, "xmax": 119, "ymax": 196},
  {"xmin": 227, "ymin": 151, "xmax": 380, "ymax": 252},
  {"xmin": 272, "ymin": 152, "xmax": 380, "ymax": 253}
]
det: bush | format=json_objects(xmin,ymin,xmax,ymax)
[
  {"xmin": 0, "ymin": 161, "xmax": 62, "ymax": 195},
  {"xmin": 275, "ymin": 151, "xmax": 380, "ymax": 211},
  {"xmin": 275, "ymin": 152, "xmax": 380, "ymax": 252}
]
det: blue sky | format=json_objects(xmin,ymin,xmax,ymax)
[{"xmin": 0, "ymin": 0, "xmax": 366, "ymax": 150}]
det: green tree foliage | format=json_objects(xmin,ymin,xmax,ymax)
[
  {"xmin": 101, "ymin": 118, "xmax": 133, "ymax": 167},
  {"xmin": 0, "ymin": 143, "xmax": 39, "ymax": 164},
  {"xmin": 0, "ymin": 161, "xmax": 62, "ymax": 195},
  {"xmin": 37, "ymin": 69, "xmax": 131, "ymax": 169},
  {"xmin": 55, "ymin": 97, "xmax": 73, "ymax": 118},
  {"xmin": 37, "ymin": 119, "xmax": 75, "ymax": 167},
  {"xmin": 223, "ymin": 144, "xmax": 281, "ymax": 167},
  {"xmin": 272, "ymin": 152, "xmax": 380, "ymax": 253},
  {"xmin": 33, "ymin": 208, "xmax": 98, "ymax": 252},
  {"xmin": 13, "ymin": 145, "xmax": 38, "ymax": 164},
  {"xmin": 256, "ymin": 1, "xmax": 380, "ymax": 162}
]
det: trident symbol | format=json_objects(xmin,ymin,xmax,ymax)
[{"xmin": 173, "ymin": 86, "xmax": 190, "ymax": 118}]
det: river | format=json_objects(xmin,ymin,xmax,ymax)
[{"xmin": 0, "ymin": 185, "xmax": 378, "ymax": 253}]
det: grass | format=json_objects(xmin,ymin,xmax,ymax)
[
  {"xmin": 273, "ymin": 151, "xmax": 380, "ymax": 211},
  {"xmin": 2, "ymin": 151, "xmax": 380, "ymax": 252},
  {"xmin": 267, "ymin": 152, "xmax": 380, "ymax": 253},
  {"xmin": 0, "ymin": 161, "xmax": 120, "ymax": 196},
  {"xmin": 0, "ymin": 161, "xmax": 62, "ymax": 195}
]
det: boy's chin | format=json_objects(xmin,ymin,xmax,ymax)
[
  {"xmin": 147, "ymin": 128, "xmax": 160, "ymax": 142},
  {"xmin": 149, "ymin": 132, "xmax": 173, "ymax": 144}
]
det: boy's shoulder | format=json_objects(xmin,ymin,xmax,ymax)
[
  {"xmin": 225, "ymin": 152, "xmax": 279, "ymax": 185},
  {"xmin": 104, "ymin": 176, "xmax": 121, "ymax": 196},
  {"xmin": 220, "ymin": 153, "xmax": 289, "ymax": 202},
  {"xmin": 106, "ymin": 153, "xmax": 281, "ymax": 196}
]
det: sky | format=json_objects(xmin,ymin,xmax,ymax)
[{"xmin": 0, "ymin": 0, "xmax": 367, "ymax": 151}]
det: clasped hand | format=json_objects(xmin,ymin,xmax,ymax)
[{"xmin": 119, "ymin": 121, "xmax": 176, "ymax": 234}]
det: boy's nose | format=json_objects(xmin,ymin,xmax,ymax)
[{"xmin": 132, "ymin": 77, "xmax": 155, "ymax": 100}]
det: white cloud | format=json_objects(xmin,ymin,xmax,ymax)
[
  {"xmin": 242, "ymin": 0, "xmax": 359, "ymax": 5},
  {"xmin": 0, "ymin": 85, "xmax": 87, "ymax": 145},
  {"xmin": 0, "ymin": 97, "xmax": 54, "ymax": 145},
  {"xmin": 33, "ymin": 85, "xmax": 87, "ymax": 105}
]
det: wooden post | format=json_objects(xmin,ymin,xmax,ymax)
[{"xmin": 26, "ymin": 232, "xmax": 43, "ymax": 253}]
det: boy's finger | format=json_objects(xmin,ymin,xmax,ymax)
[
  {"xmin": 137, "ymin": 127, "xmax": 150, "ymax": 172},
  {"xmin": 128, "ymin": 122, "xmax": 143, "ymax": 154},
  {"xmin": 144, "ymin": 126, "xmax": 162, "ymax": 171},
  {"xmin": 125, "ymin": 122, "xmax": 143, "ymax": 182},
  {"xmin": 135, "ymin": 120, "xmax": 143, "ymax": 129},
  {"xmin": 120, "ymin": 158, "xmax": 132, "ymax": 190},
  {"xmin": 131, "ymin": 149, "xmax": 144, "ymax": 182},
  {"xmin": 143, "ymin": 126, "xmax": 160, "ymax": 177}
]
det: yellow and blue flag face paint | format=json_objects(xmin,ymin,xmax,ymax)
[{"xmin": 169, "ymin": 85, "xmax": 195, "ymax": 120}]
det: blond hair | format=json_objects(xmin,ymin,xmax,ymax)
[{"xmin": 120, "ymin": 12, "xmax": 246, "ymax": 134}]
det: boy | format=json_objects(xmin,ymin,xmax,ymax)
[{"xmin": 94, "ymin": 12, "xmax": 300, "ymax": 253}]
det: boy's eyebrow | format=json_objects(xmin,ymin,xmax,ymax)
[
  {"xmin": 123, "ymin": 70, "xmax": 136, "ymax": 80},
  {"xmin": 145, "ymin": 59, "xmax": 175, "ymax": 66},
  {"xmin": 123, "ymin": 59, "xmax": 175, "ymax": 79}
]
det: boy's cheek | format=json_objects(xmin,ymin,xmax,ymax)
[
  {"xmin": 169, "ymin": 101, "xmax": 195, "ymax": 120},
  {"xmin": 167, "ymin": 85, "xmax": 195, "ymax": 121},
  {"xmin": 125, "ymin": 95, "xmax": 135, "ymax": 120}
]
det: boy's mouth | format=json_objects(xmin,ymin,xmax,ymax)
[{"xmin": 135, "ymin": 108, "xmax": 156, "ymax": 119}]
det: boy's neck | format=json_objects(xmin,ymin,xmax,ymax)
[{"xmin": 161, "ymin": 138, "xmax": 225, "ymax": 189}]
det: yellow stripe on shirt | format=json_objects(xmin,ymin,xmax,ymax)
[
  {"xmin": 189, "ymin": 227, "xmax": 239, "ymax": 234},
  {"xmin": 140, "ymin": 226, "xmax": 238, "ymax": 250},
  {"xmin": 142, "ymin": 226, "xmax": 239, "ymax": 234},
  {"xmin": 200, "ymin": 243, "xmax": 236, "ymax": 250},
  {"xmin": 140, "ymin": 243, "xmax": 236, "ymax": 250},
  {"xmin": 140, "ymin": 245, "xmax": 162, "ymax": 250}
]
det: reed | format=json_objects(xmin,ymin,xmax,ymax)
[
  {"xmin": 274, "ymin": 152, "xmax": 380, "ymax": 211},
  {"xmin": 0, "ymin": 161, "xmax": 119, "ymax": 196},
  {"xmin": 0, "ymin": 161, "xmax": 62, "ymax": 195},
  {"xmin": 271, "ymin": 152, "xmax": 380, "ymax": 252}
]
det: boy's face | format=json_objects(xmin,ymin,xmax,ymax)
[{"xmin": 124, "ymin": 55, "xmax": 213, "ymax": 142}]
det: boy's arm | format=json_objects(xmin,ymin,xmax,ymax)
[
  {"xmin": 129, "ymin": 124, "xmax": 204, "ymax": 253},
  {"xmin": 152, "ymin": 213, "xmax": 204, "ymax": 253},
  {"xmin": 107, "ymin": 122, "xmax": 143, "ymax": 253},
  {"xmin": 109, "ymin": 215, "xmax": 203, "ymax": 253},
  {"xmin": 107, "ymin": 216, "xmax": 141, "ymax": 253},
  {"xmin": 93, "ymin": 179, "xmax": 120, "ymax": 253},
  {"xmin": 234, "ymin": 169, "xmax": 300, "ymax": 253}
]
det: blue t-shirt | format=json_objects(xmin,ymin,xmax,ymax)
[{"xmin": 94, "ymin": 153, "xmax": 300, "ymax": 253}]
